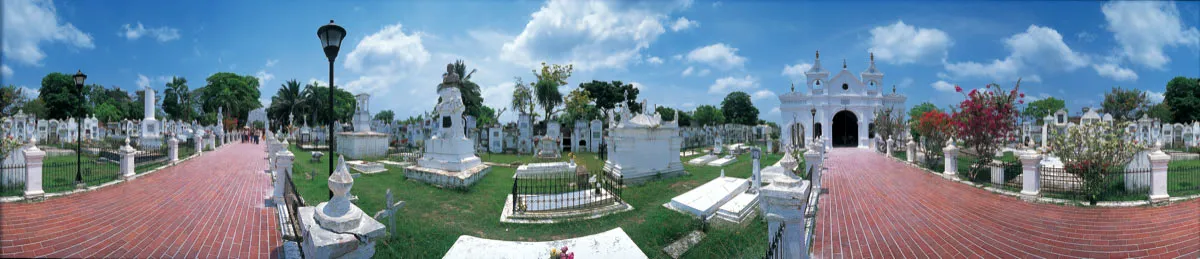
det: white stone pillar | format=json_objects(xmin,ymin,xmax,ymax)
[
  {"xmin": 274, "ymin": 148, "xmax": 295, "ymax": 205},
  {"xmin": 23, "ymin": 137, "xmax": 45, "ymax": 199},
  {"xmin": 989, "ymin": 159, "xmax": 1004, "ymax": 186},
  {"xmin": 194, "ymin": 133, "xmax": 203, "ymax": 154},
  {"xmin": 804, "ymin": 147, "xmax": 822, "ymax": 188},
  {"xmin": 1149, "ymin": 144, "xmax": 1171, "ymax": 201},
  {"xmin": 752, "ymin": 148, "xmax": 762, "ymax": 193},
  {"xmin": 761, "ymin": 178, "xmax": 810, "ymax": 259},
  {"xmin": 943, "ymin": 138, "xmax": 958, "ymax": 175},
  {"xmin": 906, "ymin": 139, "xmax": 916, "ymax": 163},
  {"xmin": 1041, "ymin": 121, "xmax": 1048, "ymax": 149},
  {"xmin": 885, "ymin": 137, "xmax": 893, "ymax": 157},
  {"xmin": 1020, "ymin": 149, "xmax": 1042, "ymax": 197},
  {"xmin": 119, "ymin": 137, "xmax": 137, "ymax": 180},
  {"xmin": 168, "ymin": 136, "xmax": 179, "ymax": 163}
]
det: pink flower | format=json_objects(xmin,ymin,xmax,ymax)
[
  {"xmin": 955, "ymin": 85, "xmax": 962, "ymax": 92},
  {"xmin": 1019, "ymin": 100, "xmax": 1024, "ymax": 104},
  {"xmin": 1019, "ymin": 93, "xmax": 1025, "ymax": 98}
]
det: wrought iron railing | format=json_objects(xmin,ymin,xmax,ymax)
[
  {"xmin": 0, "ymin": 160, "xmax": 27, "ymax": 197},
  {"xmin": 1038, "ymin": 165, "xmax": 1152, "ymax": 201},
  {"xmin": 282, "ymin": 167, "xmax": 306, "ymax": 242},
  {"xmin": 763, "ymin": 221, "xmax": 786, "ymax": 259},
  {"xmin": 510, "ymin": 170, "xmax": 624, "ymax": 214},
  {"xmin": 1167, "ymin": 164, "xmax": 1200, "ymax": 197}
]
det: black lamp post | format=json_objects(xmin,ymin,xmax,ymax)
[
  {"xmin": 73, "ymin": 70, "xmax": 86, "ymax": 188},
  {"xmin": 810, "ymin": 108, "xmax": 817, "ymax": 144},
  {"xmin": 318, "ymin": 20, "xmax": 346, "ymax": 199}
]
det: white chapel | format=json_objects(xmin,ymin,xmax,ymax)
[{"xmin": 779, "ymin": 51, "xmax": 907, "ymax": 149}]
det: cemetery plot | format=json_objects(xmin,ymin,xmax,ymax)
[{"xmin": 502, "ymin": 166, "xmax": 630, "ymax": 223}]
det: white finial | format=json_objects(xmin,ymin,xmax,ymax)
[
  {"xmin": 124, "ymin": 137, "xmax": 130, "ymax": 146},
  {"xmin": 720, "ymin": 169, "xmax": 725, "ymax": 178}
]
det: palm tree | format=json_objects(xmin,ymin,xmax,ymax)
[
  {"xmin": 163, "ymin": 77, "xmax": 191, "ymax": 121},
  {"xmin": 450, "ymin": 60, "xmax": 484, "ymax": 118},
  {"xmin": 268, "ymin": 79, "xmax": 303, "ymax": 127},
  {"xmin": 534, "ymin": 79, "xmax": 562, "ymax": 123}
]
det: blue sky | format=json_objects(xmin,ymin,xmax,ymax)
[{"xmin": 3, "ymin": 0, "xmax": 1198, "ymax": 124}]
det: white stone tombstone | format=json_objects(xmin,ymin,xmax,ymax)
[
  {"xmin": 489, "ymin": 127, "xmax": 504, "ymax": 153},
  {"xmin": 518, "ymin": 113, "xmax": 533, "ymax": 154},
  {"xmin": 590, "ymin": 119, "xmax": 603, "ymax": 152}
]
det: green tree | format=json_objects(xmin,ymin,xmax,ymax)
[
  {"xmin": 199, "ymin": 72, "xmax": 263, "ymax": 127},
  {"xmin": 0, "ymin": 85, "xmax": 29, "ymax": 117},
  {"xmin": 720, "ymin": 91, "xmax": 759, "ymax": 125},
  {"xmin": 93, "ymin": 103, "xmax": 123, "ymax": 122},
  {"xmin": 374, "ymin": 109, "xmax": 395, "ymax": 123},
  {"xmin": 21, "ymin": 98, "xmax": 47, "ymax": 119},
  {"xmin": 1164, "ymin": 76, "xmax": 1200, "ymax": 123},
  {"xmin": 448, "ymin": 60, "xmax": 485, "ymax": 119},
  {"xmin": 579, "ymin": 80, "xmax": 640, "ymax": 117},
  {"xmin": 1101, "ymin": 87, "xmax": 1149, "ymax": 121},
  {"xmin": 511, "ymin": 77, "xmax": 535, "ymax": 116},
  {"xmin": 1144, "ymin": 102, "xmax": 1173, "ymax": 122},
  {"xmin": 162, "ymin": 77, "xmax": 192, "ymax": 121},
  {"xmin": 561, "ymin": 88, "xmax": 599, "ymax": 126},
  {"xmin": 38, "ymin": 72, "xmax": 90, "ymax": 119},
  {"xmin": 1023, "ymin": 97, "xmax": 1066, "ymax": 124},
  {"xmin": 656, "ymin": 106, "xmax": 677, "ymax": 121},
  {"xmin": 299, "ymin": 82, "xmax": 355, "ymax": 125},
  {"xmin": 677, "ymin": 110, "xmax": 692, "ymax": 126},
  {"xmin": 693, "ymin": 105, "xmax": 725, "ymax": 126},
  {"xmin": 907, "ymin": 102, "xmax": 939, "ymax": 139},
  {"xmin": 476, "ymin": 105, "xmax": 497, "ymax": 128},
  {"xmin": 533, "ymin": 63, "xmax": 573, "ymax": 123},
  {"xmin": 267, "ymin": 79, "xmax": 304, "ymax": 127}
]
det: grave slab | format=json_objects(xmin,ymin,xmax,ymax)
[
  {"xmin": 443, "ymin": 228, "xmax": 647, "ymax": 259},
  {"xmin": 665, "ymin": 176, "xmax": 750, "ymax": 219}
]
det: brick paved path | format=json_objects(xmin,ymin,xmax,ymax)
[
  {"xmin": 0, "ymin": 143, "xmax": 280, "ymax": 258},
  {"xmin": 814, "ymin": 148, "xmax": 1199, "ymax": 258}
]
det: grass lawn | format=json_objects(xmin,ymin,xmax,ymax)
[
  {"xmin": 288, "ymin": 145, "xmax": 782, "ymax": 258},
  {"xmin": 40, "ymin": 154, "xmax": 120, "ymax": 193},
  {"xmin": 1167, "ymin": 160, "xmax": 1200, "ymax": 197}
]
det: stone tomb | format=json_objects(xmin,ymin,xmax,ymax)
[
  {"xmin": 686, "ymin": 154, "xmax": 719, "ymax": 165},
  {"xmin": 706, "ymin": 155, "xmax": 738, "ymax": 167},
  {"xmin": 347, "ymin": 160, "xmax": 387, "ymax": 174},
  {"xmin": 405, "ymin": 65, "xmax": 491, "ymax": 189},
  {"xmin": 665, "ymin": 176, "xmax": 749, "ymax": 221},
  {"xmin": 443, "ymin": 228, "xmax": 647, "ymax": 259},
  {"xmin": 501, "ymin": 161, "xmax": 632, "ymax": 224},
  {"xmin": 336, "ymin": 93, "xmax": 389, "ymax": 160},
  {"xmin": 602, "ymin": 107, "xmax": 684, "ymax": 184}
]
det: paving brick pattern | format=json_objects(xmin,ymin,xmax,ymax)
[
  {"xmin": 0, "ymin": 143, "xmax": 281, "ymax": 258},
  {"xmin": 814, "ymin": 148, "xmax": 1200, "ymax": 258}
]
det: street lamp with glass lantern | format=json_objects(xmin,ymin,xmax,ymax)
[
  {"xmin": 73, "ymin": 70, "xmax": 86, "ymax": 188},
  {"xmin": 318, "ymin": 20, "xmax": 346, "ymax": 199},
  {"xmin": 810, "ymin": 108, "xmax": 817, "ymax": 144}
]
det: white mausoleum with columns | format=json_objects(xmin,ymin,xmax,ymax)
[{"xmin": 779, "ymin": 51, "xmax": 906, "ymax": 149}]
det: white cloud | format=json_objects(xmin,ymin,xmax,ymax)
[
  {"xmin": 943, "ymin": 25, "xmax": 1082, "ymax": 83},
  {"xmin": 18, "ymin": 86, "xmax": 38, "ymax": 99},
  {"xmin": 266, "ymin": 59, "xmax": 278, "ymax": 67},
  {"xmin": 698, "ymin": 69, "xmax": 710, "ymax": 76},
  {"xmin": 646, "ymin": 56, "xmax": 664, "ymax": 65},
  {"xmin": 1076, "ymin": 31, "xmax": 1096, "ymax": 42},
  {"xmin": 1006, "ymin": 25, "xmax": 1089, "ymax": 71},
  {"xmin": 931, "ymin": 80, "xmax": 956, "ymax": 93},
  {"xmin": 671, "ymin": 17, "xmax": 699, "ymax": 31},
  {"xmin": 686, "ymin": 43, "xmax": 747, "ymax": 70},
  {"xmin": 256, "ymin": 70, "xmax": 275, "ymax": 87},
  {"xmin": 672, "ymin": 54, "xmax": 683, "ymax": 60},
  {"xmin": 1102, "ymin": 1, "xmax": 1200, "ymax": 69},
  {"xmin": 136, "ymin": 74, "xmax": 151, "ymax": 89},
  {"xmin": 500, "ymin": 0, "xmax": 688, "ymax": 71},
  {"xmin": 630, "ymin": 82, "xmax": 645, "ymax": 89},
  {"xmin": 2, "ymin": 0, "xmax": 95, "ymax": 66},
  {"xmin": 681, "ymin": 66, "xmax": 695, "ymax": 76},
  {"xmin": 1, "ymin": 64, "xmax": 12, "ymax": 78},
  {"xmin": 120, "ymin": 22, "xmax": 181, "ymax": 42},
  {"xmin": 1146, "ymin": 90, "xmax": 1165, "ymax": 103},
  {"xmin": 868, "ymin": 21, "xmax": 952, "ymax": 65},
  {"xmin": 752, "ymin": 89, "xmax": 776, "ymax": 100},
  {"xmin": 1092, "ymin": 63, "xmax": 1138, "ymax": 81},
  {"xmin": 781, "ymin": 62, "xmax": 812, "ymax": 81},
  {"xmin": 708, "ymin": 75, "xmax": 756, "ymax": 94},
  {"xmin": 768, "ymin": 107, "xmax": 780, "ymax": 115},
  {"xmin": 896, "ymin": 77, "xmax": 914, "ymax": 89},
  {"xmin": 342, "ymin": 23, "xmax": 431, "ymax": 95}
]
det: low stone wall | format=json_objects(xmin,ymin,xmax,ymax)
[{"xmin": 403, "ymin": 165, "xmax": 491, "ymax": 189}]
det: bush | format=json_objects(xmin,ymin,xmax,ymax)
[{"xmin": 1046, "ymin": 121, "xmax": 1143, "ymax": 203}]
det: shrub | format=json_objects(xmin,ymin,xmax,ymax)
[
  {"xmin": 950, "ymin": 81, "xmax": 1023, "ymax": 179},
  {"xmin": 1046, "ymin": 121, "xmax": 1143, "ymax": 203}
]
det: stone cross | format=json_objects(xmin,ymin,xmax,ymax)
[{"xmin": 373, "ymin": 189, "xmax": 406, "ymax": 236}]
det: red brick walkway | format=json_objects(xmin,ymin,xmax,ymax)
[
  {"xmin": 0, "ymin": 143, "xmax": 281, "ymax": 258},
  {"xmin": 814, "ymin": 148, "xmax": 1200, "ymax": 258}
]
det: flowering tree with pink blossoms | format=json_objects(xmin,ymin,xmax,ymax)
[{"xmin": 950, "ymin": 79, "xmax": 1024, "ymax": 180}]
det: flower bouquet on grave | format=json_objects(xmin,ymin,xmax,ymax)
[{"xmin": 549, "ymin": 246, "xmax": 575, "ymax": 259}]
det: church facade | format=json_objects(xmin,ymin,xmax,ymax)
[{"xmin": 778, "ymin": 51, "xmax": 907, "ymax": 149}]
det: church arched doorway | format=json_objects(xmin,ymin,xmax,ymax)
[{"xmin": 832, "ymin": 110, "xmax": 858, "ymax": 147}]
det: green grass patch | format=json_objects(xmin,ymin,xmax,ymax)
[
  {"xmin": 1168, "ymin": 159, "xmax": 1200, "ymax": 197},
  {"xmin": 289, "ymin": 145, "xmax": 782, "ymax": 258},
  {"xmin": 41, "ymin": 154, "xmax": 120, "ymax": 193}
]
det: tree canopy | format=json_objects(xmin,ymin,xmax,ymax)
[
  {"xmin": 560, "ymin": 88, "xmax": 600, "ymax": 126},
  {"xmin": 450, "ymin": 60, "xmax": 484, "ymax": 119},
  {"xmin": 1164, "ymin": 76, "xmax": 1200, "ymax": 123},
  {"xmin": 1101, "ymin": 87, "xmax": 1148, "ymax": 121},
  {"xmin": 162, "ymin": 76, "xmax": 194, "ymax": 121},
  {"xmin": 267, "ymin": 79, "xmax": 304, "ymax": 127},
  {"xmin": 579, "ymin": 80, "xmax": 640, "ymax": 116},
  {"xmin": 0, "ymin": 85, "xmax": 28, "ymax": 117},
  {"xmin": 199, "ymin": 72, "xmax": 263, "ymax": 127},
  {"xmin": 374, "ymin": 109, "xmax": 395, "ymax": 123},
  {"xmin": 38, "ymin": 72, "xmax": 90, "ymax": 119},
  {"xmin": 1023, "ymin": 97, "xmax": 1065, "ymax": 123},
  {"xmin": 907, "ymin": 102, "xmax": 939, "ymax": 139},
  {"xmin": 693, "ymin": 105, "xmax": 725, "ymax": 126},
  {"xmin": 296, "ymin": 81, "xmax": 355, "ymax": 126},
  {"xmin": 720, "ymin": 91, "xmax": 759, "ymax": 125},
  {"xmin": 533, "ymin": 62, "xmax": 572, "ymax": 123}
]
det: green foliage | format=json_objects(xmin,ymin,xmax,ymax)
[
  {"xmin": 298, "ymin": 82, "xmax": 355, "ymax": 125},
  {"xmin": 199, "ymin": 72, "xmax": 263, "ymax": 127},
  {"xmin": 0, "ymin": 85, "xmax": 30, "ymax": 117},
  {"xmin": 1144, "ymin": 102, "xmax": 1172, "ymax": 122},
  {"xmin": 907, "ymin": 102, "xmax": 939, "ymax": 139},
  {"xmin": 950, "ymin": 81, "xmax": 1023, "ymax": 179},
  {"xmin": 655, "ymin": 106, "xmax": 677, "ymax": 121},
  {"xmin": 511, "ymin": 77, "xmax": 534, "ymax": 116},
  {"xmin": 561, "ymin": 88, "xmax": 599, "ymax": 126},
  {"xmin": 252, "ymin": 120, "xmax": 265, "ymax": 130},
  {"xmin": 449, "ymin": 60, "xmax": 485, "ymax": 118},
  {"xmin": 267, "ymin": 79, "xmax": 304, "ymax": 127},
  {"xmin": 1164, "ymin": 76, "xmax": 1200, "ymax": 123},
  {"xmin": 21, "ymin": 98, "xmax": 47, "ymax": 118},
  {"xmin": 720, "ymin": 91, "xmax": 758, "ymax": 125},
  {"xmin": 93, "ymin": 103, "xmax": 123, "ymax": 122},
  {"xmin": 533, "ymin": 63, "xmax": 573, "ymax": 122},
  {"xmin": 1101, "ymin": 87, "xmax": 1149, "ymax": 121},
  {"xmin": 162, "ymin": 77, "xmax": 194, "ymax": 121},
  {"xmin": 38, "ymin": 72, "xmax": 89, "ymax": 119},
  {"xmin": 475, "ymin": 106, "xmax": 496, "ymax": 128},
  {"xmin": 693, "ymin": 105, "xmax": 725, "ymax": 126},
  {"xmin": 579, "ymin": 80, "xmax": 640, "ymax": 116},
  {"xmin": 872, "ymin": 107, "xmax": 905, "ymax": 141},
  {"xmin": 1023, "ymin": 97, "xmax": 1065, "ymax": 123},
  {"xmin": 374, "ymin": 109, "xmax": 396, "ymax": 123},
  {"xmin": 1046, "ymin": 121, "xmax": 1143, "ymax": 202}
]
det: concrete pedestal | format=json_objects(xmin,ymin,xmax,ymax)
[{"xmin": 336, "ymin": 132, "xmax": 389, "ymax": 160}]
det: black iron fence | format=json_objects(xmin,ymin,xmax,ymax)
[
  {"xmin": 42, "ymin": 141, "xmax": 121, "ymax": 193},
  {"xmin": 0, "ymin": 159, "xmax": 27, "ymax": 197},
  {"xmin": 134, "ymin": 144, "xmax": 170, "ymax": 174},
  {"xmin": 510, "ymin": 170, "xmax": 624, "ymax": 214},
  {"xmin": 179, "ymin": 138, "xmax": 197, "ymax": 158},
  {"xmin": 282, "ymin": 167, "xmax": 306, "ymax": 242},
  {"xmin": 1038, "ymin": 166, "xmax": 1152, "ymax": 202},
  {"xmin": 763, "ymin": 222, "xmax": 786, "ymax": 259},
  {"xmin": 1168, "ymin": 164, "xmax": 1200, "ymax": 196}
]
